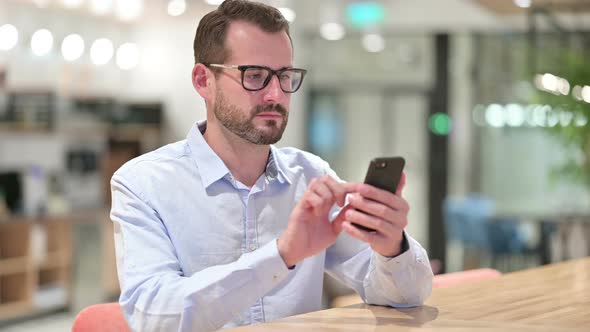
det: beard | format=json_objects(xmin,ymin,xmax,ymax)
[{"xmin": 212, "ymin": 90, "xmax": 288, "ymax": 145}]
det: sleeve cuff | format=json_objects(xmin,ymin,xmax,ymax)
[
  {"xmin": 247, "ymin": 239, "xmax": 292, "ymax": 287},
  {"xmin": 373, "ymin": 232, "xmax": 420, "ymax": 267}
]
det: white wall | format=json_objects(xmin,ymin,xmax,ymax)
[{"xmin": 125, "ymin": 17, "xmax": 204, "ymax": 142}]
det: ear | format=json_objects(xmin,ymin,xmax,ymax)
[{"xmin": 192, "ymin": 63, "xmax": 215, "ymax": 102}]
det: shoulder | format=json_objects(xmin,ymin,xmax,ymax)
[
  {"xmin": 113, "ymin": 140, "xmax": 189, "ymax": 180},
  {"xmin": 273, "ymin": 146, "xmax": 331, "ymax": 176}
]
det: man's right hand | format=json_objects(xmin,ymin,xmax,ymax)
[{"xmin": 277, "ymin": 175, "xmax": 360, "ymax": 267}]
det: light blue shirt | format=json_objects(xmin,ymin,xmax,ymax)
[{"xmin": 110, "ymin": 121, "xmax": 433, "ymax": 332}]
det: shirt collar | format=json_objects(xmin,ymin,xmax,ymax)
[
  {"xmin": 187, "ymin": 121, "xmax": 230, "ymax": 188},
  {"xmin": 269, "ymin": 145, "xmax": 292, "ymax": 185},
  {"xmin": 187, "ymin": 120, "xmax": 292, "ymax": 188}
]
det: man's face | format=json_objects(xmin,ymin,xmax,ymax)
[
  {"xmin": 213, "ymin": 89, "xmax": 288, "ymax": 145},
  {"xmin": 211, "ymin": 21, "xmax": 293, "ymax": 145}
]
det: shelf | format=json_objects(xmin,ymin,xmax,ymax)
[
  {"xmin": 0, "ymin": 301, "xmax": 32, "ymax": 321},
  {"xmin": 0, "ymin": 272, "xmax": 33, "ymax": 306},
  {"xmin": 38, "ymin": 267, "xmax": 68, "ymax": 288},
  {"xmin": 0, "ymin": 123, "xmax": 51, "ymax": 133},
  {"xmin": 0, "ymin": 223, "xmax": 30, "ymax": 260},
  {"xmin": 0, "ymin": 218, "xmax": 72, "ymax": 323},
  {"xmin": 45, "ymin": 220, "xmax": 72, "ymax": 255},
  {"xmin": 33, "ymin": 284, "xmax": 68, "ymax": 310},
  {"xmin": 0, "ymin": 257, "xmax": 30, "ymax": 276},
  {"xmin": 39, "ymin": 251, "xmax": 70, "ymax": 271}
]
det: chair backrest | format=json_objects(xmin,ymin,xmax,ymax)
[
  {"xmin": 433, "ymin": 268, "xmax": 502, "ymax": 289},
  {"xmin": 72, "ymin": 302, "xmax": 131, "ymax": 332},
  {"xmin": 443, "ymin": 195, "xmax": 494, "ymax": 247}
]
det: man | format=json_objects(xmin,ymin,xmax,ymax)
[{"xmin": 110, "ymin": 1, "xmax": 433, "ymax": 331}]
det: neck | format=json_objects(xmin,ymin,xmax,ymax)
[{"xmin": 203, "ymin": 117, "xmax": 270, "ymax": 188}]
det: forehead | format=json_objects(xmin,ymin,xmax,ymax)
[{"xmin": 224, "ymin": 21, "xmax": 293, "ymax": 68}]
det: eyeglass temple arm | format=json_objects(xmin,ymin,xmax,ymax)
[{"xmin": 208, "ymin": 64, "xmax": 240, "ymax": 69}]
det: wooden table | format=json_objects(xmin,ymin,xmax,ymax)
[{"xmin": 229, "ymin": 258, "xmax": 590, "ymax": 331}]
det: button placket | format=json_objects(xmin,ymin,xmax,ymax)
[{"xmin": 245, "ymin": 192, "xmax": 258, "ymax": 253}]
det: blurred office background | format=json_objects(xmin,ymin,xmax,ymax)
[{"xmin": 0, "ymin": 0, "xmax": 589, "ymax": 330}]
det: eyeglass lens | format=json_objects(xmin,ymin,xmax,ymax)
[{"xmin": 242, "ymin": 67, "xmax": 303, "ymax": 92}]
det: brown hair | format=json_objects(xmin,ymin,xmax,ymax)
[{"xmin": 193, "ymin": 0, "xmax": 291, "ymax": 65}]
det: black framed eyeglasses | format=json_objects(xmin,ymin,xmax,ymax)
[{"xmin": 208, "ymin": 64, "xmax": 307, "ymax": 93}]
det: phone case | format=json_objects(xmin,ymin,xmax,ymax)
[
  {"xmin": 364, "ymin": 157, "xmax": 405, "ymax": 194},
  {"xmin": 353, "ymin": 157, "xmax": 405, "ymax": 232}
]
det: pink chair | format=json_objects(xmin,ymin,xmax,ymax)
[
  {"xmin": 433, "ymin": 268, "xmax": 502, "ymax": 289},
  {"xmin": 72, "ymin": 302, "xmax": 131, "ymax": 332}
]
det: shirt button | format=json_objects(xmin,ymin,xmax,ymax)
[{"xmin": 249, "ymin": 245, "xmax": 257, "ymax": 251}]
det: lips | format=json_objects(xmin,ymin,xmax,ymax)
[{"xmin": 255, "ymin": 112, "xmax": 283, "ymax": 118}]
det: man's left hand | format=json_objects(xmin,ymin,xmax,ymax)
[{"xmin": 340, "ymin": 172, "xmax": 409, "ymax": 257}]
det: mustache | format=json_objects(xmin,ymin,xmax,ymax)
[{"xmin": 252, "ymin": 104, "xmax": 287, "ymax": 117}]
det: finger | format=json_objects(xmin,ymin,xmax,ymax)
[
  {"xmin": 346, "ymin": 200, "xmax": 408, "ymax": 231},
  {"xmin": 348, "ymin": 194, "xmax": 395, "ymax": 222},
  {"xmin": 345, "ymin": 209, "xmax": 396, "ymax": 235},
  {"xmin": 387, "ymin": 210, "xmax": 408, "ymax": 229},
  {"xmin": 323, "ymin": 176, "xmax": 349, "ymax": 207},
  {"xmin": 396, "ymin": 172, "xmax": 406, "ymax": 196},
  {"xmin": 303, "ymin": 192, "xmax": 325, "ymax": 216},
  {"xmin": 358, "ymin": 184, "xmax": 409, "ymax": 212},
  {"xmin": 312, "ymin": 177, "xmax": 334, "ymax": 203},
  {"xmin": 341, "ymin": 181, "xmax": 364, "ymax": 194},
  {"xmin": 342, "ymin": 221, "xmax": 378, "ymax": 243}
]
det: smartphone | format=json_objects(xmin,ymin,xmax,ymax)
[{"xmin": 351, "ymin": 157, "xmax": 406, "ymax": 233}]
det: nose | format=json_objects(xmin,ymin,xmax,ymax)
[{"xmin": 262, "ymin": 74, "xmax": 285, "ymax": 104}]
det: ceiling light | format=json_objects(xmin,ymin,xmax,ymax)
[
  {"xmin": 485, "ymin": 104, "xmax": 505, "ymax": 128},
  {"xmin": 0, "ymin": 24, "xmax": 19, "ymax": 51},
  {"xmin": 582, "ymin": 86, "xmax": 590, "ymax": 103},
  {"xmin": 168, "ymin": 0, "xmax": 186, "ymax": 17},
  {"xmin": 62, "ymin": 0, "xmax": 84, "ymax": 9},
  {"xmin": 90, "ymin": 0, "xmax": 113, "ymax": 15},
  {"xmin": 362, "ymin": 33, "xmax": 385, "ymax": 53},
  {"xmin": 61, "ymin": 34, "xmax": 85, "ymax": 61},
  {"xmin": 90, "ymin": 38, "xmax": 114, "ymax": 65},
  {"xmin": 572, "ymin": 85, "xmax": 583, "ymax": 100},
  {"xmin": 32, "ymin": 0, "xmax": 51, "ymax": 8},
  {"xmin": 557, "ymin": 78, "xmax": 570, "ymax": 95},
  {"xmin": 575, "ymin": 114, "xmax": 588, "ymax": 126},
  {"xmin": 505, "ymin": 104, "xmax": 526, "ymax": 127},
  {"xmin": 559, "ymin": 111, "xmax": 573, "ymax": 127},
  {"xmin": 116, "ymin": 0, "xmax": 143, "ymax": 21},
  {"xmin": 533, "ymin": 105, "xmax": 551, "ymax": 127},
  {"xmin": 205, "ymin": 0, "xmax": 224, "ymax": 5},
  {"xmin": 514, "ymin": 0, "xmax": 532, "ymax": 8},
  {"xmin": 31, "ymin": 29, "xmax": 54, "ymax": 56},
  {"xmin": 541, "ymin": 73, "xmax": 558, "ymax": 92},
  {"xmin": 320, "ymin": 23, "xmax": 345, "ymax": 41}
]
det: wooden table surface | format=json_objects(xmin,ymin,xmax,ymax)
[{"xmin": 229, "ymin": 258, "xmax": 590, "ymax": 331}]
